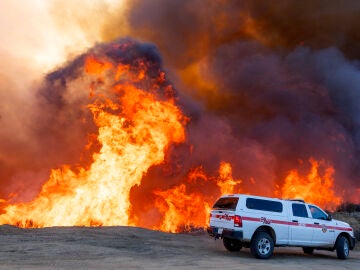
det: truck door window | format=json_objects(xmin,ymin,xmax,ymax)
[
  {"xmin": 308, "ymin": 205, "xmax": 327, "ymax": 220},
  {"xmin": 292, "ymin": 203, "xmax": 308, "ymax": 218}
]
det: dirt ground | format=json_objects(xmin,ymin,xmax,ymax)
[{"xmin": 0, "ymin": 225, "xmax": 358, "ymax": 270}]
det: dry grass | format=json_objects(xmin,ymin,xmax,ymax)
[{"xmin": 0, "ymin": 225, "xmax": 359, "ymax": 269}]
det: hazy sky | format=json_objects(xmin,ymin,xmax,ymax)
[{"xmin": 0, "ymin": 0, "xmax": 126, "ymax": 76}]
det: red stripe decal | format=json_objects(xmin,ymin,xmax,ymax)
[
  {"xmin": 240, "ymin": 216, "xmax": 352, "ymax": 231},
  {"xmin": 211, "ymin": 214, "xmax": 352, "ymax": 231}
]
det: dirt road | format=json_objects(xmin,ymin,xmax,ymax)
[{"xmin": 0, "ymin": 225, "xmax": 358, "ymax": 269}]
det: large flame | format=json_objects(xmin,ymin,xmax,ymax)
[{"xmin": 0, "ymin": 44, "xmax": 186, "ymax": 227}]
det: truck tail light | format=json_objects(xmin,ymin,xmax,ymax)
[{"xmin": 234, "ymin": 215, "xmax": 242, "ymax": 227}]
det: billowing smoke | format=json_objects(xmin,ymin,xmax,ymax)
[
  {"xmin": 121, "ymin": 0, "xmax": 360, "ymax": 203},
  {"xmin": 1, "ymin": 0, "xmax": 360, "ymax": 221}
]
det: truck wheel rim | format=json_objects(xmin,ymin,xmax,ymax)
[
  {"xmin": 344, "ymin": 240, "xmax": 349, "ymax": 256},
  {"xmin": 258, "ymin": 238, "xmax": 271, "ymax": 255}
]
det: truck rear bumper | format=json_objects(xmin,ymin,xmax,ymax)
[{"xmin": 207, "ymin": 226, "xmax": 243, "ymax": 240}]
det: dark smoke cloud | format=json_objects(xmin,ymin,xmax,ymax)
[
  {"xmin": 120, "ymin": 0, "xmax": 360, "ymax": 200},
  {"xmin": 124, "ymin": 0, "xmax": 360, "ymax": 63},
  {"xmin": 241, "ymin": 0, "xmax": 360, "ymax": 59}
]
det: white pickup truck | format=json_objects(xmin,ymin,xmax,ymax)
[{"xmin": 207, "ymin": 194, "xmax": 356, "ymax": 259}]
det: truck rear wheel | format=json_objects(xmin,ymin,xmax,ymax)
[
  {"xmin": 336, "ymin": 236, "xmax": 349, "ymax": 259},
  {"xmin": 223, "ymin": 238, "xmax": 242, "ymax": 251},
  {"xmin": 250, "ymin": 232, "xmax": 274, "ymax": 259}
]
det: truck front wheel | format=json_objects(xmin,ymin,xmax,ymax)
[
  {"xmin": 336, "ymin": 236, "xmax": 349, "ymax": 259},
  {"xmin": 250, "ymin": 232, "xmax": 274, "ymax": 259}
]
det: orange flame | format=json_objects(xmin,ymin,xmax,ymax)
[
  {"xmin": 280, "ymin": 158, "xmax": 342, "ymax": 210},
  {"xmin": 153, "ymin": 184, "xmax": 210, "ymax": 233},
  {"xmin": 187, "ymin": 165, "xmax": 208, "ymax": 183},
  {"xmin": 217, "ymin": 161, "xmax": 242, "ymax": 195},
  {"xmin": 85, "ymin": 56, "xmax": 112, "ymax": 75},
  {"xmin": 0, "ymin": 53, "xmax": 186, "ymax": 227}
]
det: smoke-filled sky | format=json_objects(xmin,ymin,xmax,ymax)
[{"xmin": 1, "ymin": 0, "xmax": 360, "ymax": 206}]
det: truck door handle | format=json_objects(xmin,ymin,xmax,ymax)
[
  {"xmin": 292, "ymin": 220, "xmax": 298, "ymax": 223},
  {"xmin": 314, "ymin": 222, "xmax": 319, "ymax": 225}
]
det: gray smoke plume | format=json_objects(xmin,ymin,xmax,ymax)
[{"xmin": 123, "ymin": 0, "xmax": 360, "ymax": 209}]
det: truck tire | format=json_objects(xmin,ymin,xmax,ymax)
[
  {"xmin": 223, "ymin": 238, "xmax": 242, "ymax": 252},
  {"xmin": 250, "ymin": 232, "xmax": 274, "ymax": 259},
  {"xmin": 302, "ymin": 247, "xmax": 314, "ymax": 255},
  {"xmin": 336, "ymin": 236, "xmax": 349, "ymax": 259}
]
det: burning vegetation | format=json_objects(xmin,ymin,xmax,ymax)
[{"xmin": 1, "ymin": 1, "xmax": 360, "ymax": 232}]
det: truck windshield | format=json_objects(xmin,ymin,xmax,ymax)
[
  {"xmin": 213, "ymin": 197, "xmax": 239, "ymax": 210},
  {"xmin": 308, "ymin": 205, "xmax": 328, "ymax": 220}
]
